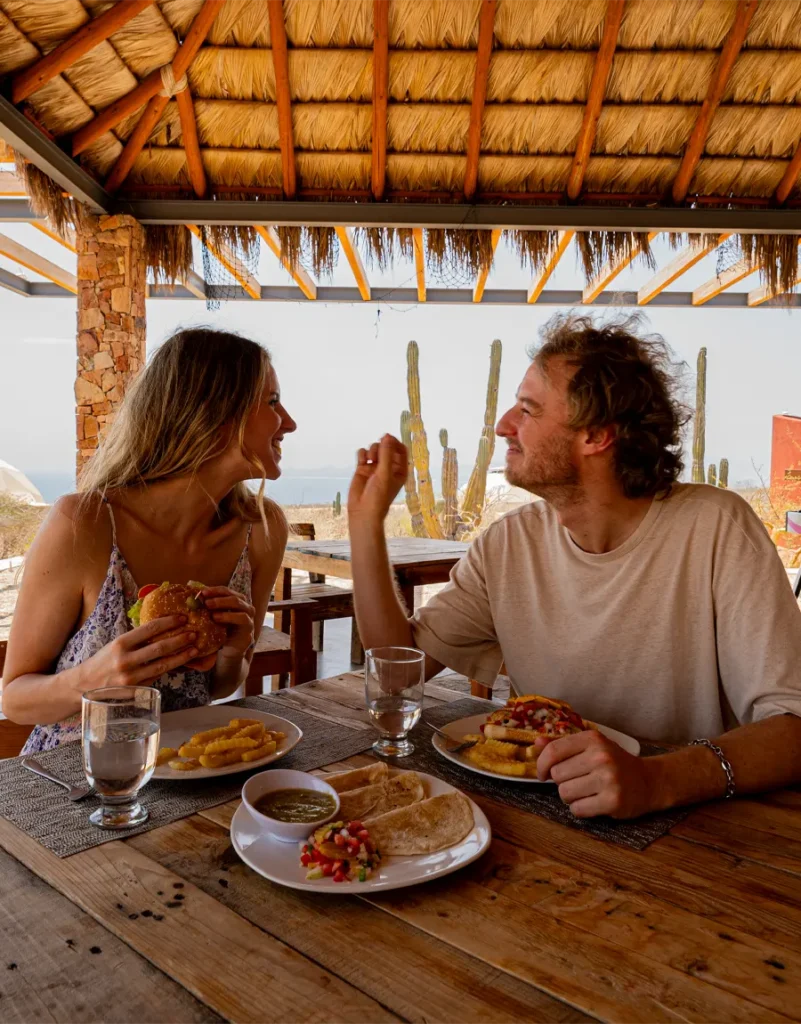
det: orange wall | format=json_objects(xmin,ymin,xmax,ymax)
[{"xmin": 771, "ymin": 414, "xmax": 801, "ymax": 497}]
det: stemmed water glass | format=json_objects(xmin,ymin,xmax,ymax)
[
  {"xmin": 82, "ymin": 686, "xmax": 161, "ymax": 829},
  {"xmin": 364, "ymin": 647, "xmax": 425, "ymax": 757}
]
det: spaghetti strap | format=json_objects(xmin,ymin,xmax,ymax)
[{"xmin": 104, "ymin": 499, "xmax": 118, "ymax": 547}]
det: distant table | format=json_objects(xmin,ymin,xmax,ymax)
[{"xmin": 279, "ymin": 537, "xmax": 469, "ymax": 610}]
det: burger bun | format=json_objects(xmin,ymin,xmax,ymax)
[{"xmin": 140, "ymin": 583, "xmax": 227, "ymax": 669}]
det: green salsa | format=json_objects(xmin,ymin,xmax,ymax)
[{"xmin": 254, "ymin": 788, "xmax": 336, "ymax": 823}]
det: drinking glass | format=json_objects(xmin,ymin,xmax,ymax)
[
  {"xmin": 364, "ymin": 647, "xmax": 425, "ymax": 757},
  {"xmin": 82, "ymin": 686, "xmax": 161, "ymax": 829}
]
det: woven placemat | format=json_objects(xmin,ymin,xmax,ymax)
[
  {"xmin": 404, "ymin": 697, "xmax": 689, "ymax": 851},
  {"xmin": 0, "ymin": 695, "xmax": 375, "ymax": 858}
]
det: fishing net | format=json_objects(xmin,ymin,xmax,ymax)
[{"xmin": 200, "ymin": 227, "xmax": 261, "ymax": 310}]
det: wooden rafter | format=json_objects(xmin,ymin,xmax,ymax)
[
  {"xmin": 566, "ymin": 0, "xmax": 625, "ymax": 201},
  {"xmin": 527, "ymin": 231, "xmax": 574, "ymax": 303},
  {"xmin": 12, "ymin": 0, "xmax": 155, "ymax": 105},
  {"xmin": 775, "ymin": 145, "xmax": 801, "ymax": 206},
  {"xmin": 187, "ymin": 224, "xmax": 261, "ymax": 299},
  {"xmin": 268, "ymin": 0, "xmax": 296, "ymax": 199},
  {"xmin": 413, "ymin": 227, "xmax": 426, "ymax": 302},
  {"xmin": 0, "ymin": 170, "xmax": 25, "ymax": 195},
  {"xmin": 692, "ymin": 261, "xmax": 756, "ymax": 305},
  {"xmin": 335, "ymin": 226, "xmax": 370, "ymax": 300},
  {"xmin": 638, "ymin": 233, "xmax": 730, "ymax": 305},
  {"xmin": 175, "ymin": 89, "xmax": 206, "ymax": 198},
  {"xmin": 583, "ymin": 230, "xmax": 659, "ymax": 303},
  {"xmin": 104, "ymin": 0, "xmax": 223, "ymax": 194},
  {"xmin": 0, "ymin": 231, "xmax": 77, "ymax": 292},
  {"xmin": 371, "ymin": 0, "xmax": 389, "ymax": 201},
  {"xmin": 31, "ymin": 220, "xmax": 77, "ymax": 253},
  {"xmin": 255, "ymin": 226, "xmax": 317, "ymax": 299},
  {"xmin": 73, "ymin": 68, "xmax": 162, "ymax": 156},
  {"xmin": 472, "ymin": 229, "xmax": 502, "ymax": 302},
  {"xmin": 464, "ymin": 0, "xmax": 496, "ymax": 202},
  {"xmin": 183, "ymin": 269, "xmax": 207, "ymax": 299},
  {"xmin": 671, "ymin": 0, "xmax": 759, "ymax": 204}
]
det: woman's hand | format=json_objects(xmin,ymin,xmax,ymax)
[
  {"xmin": 76, "ymin": 616, "xmax": 199, "ymax": 694},
  {"xmin": 348, "ymin": 434, "xmax": 408, "ymax": 526},
  {"xmin": 202, "ymin": 586, "xmax": 256, "ymax": 660}
]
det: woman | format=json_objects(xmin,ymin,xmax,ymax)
[{"xmin": 2, "ymin": 327, "xmax": 295, "ymax": 752}]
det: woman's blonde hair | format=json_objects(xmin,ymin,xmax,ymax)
[{"xmin": 78, "ymin": 327, "xmax": 285, "ymax": 532}]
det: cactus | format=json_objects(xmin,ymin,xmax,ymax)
[
  {"xmin": 405, "ymin": 341, "xmax": 444, "ymax": 539},
  {"xmin": 718, "ymin": 458, "xmax": 729, "ymax": 488},
  {"xmin": 459, "ymin": 339, "xmax": 502, "ymax": 534},
  {"xmin": 400, "ymin": 410, "xmax": 426, "ymax": 537},
  {"xmin": 332, "ymin": 491, "xmax": 341, "ymax": 517},
  {"xmin": 440, "ymin": 429, "xmax": 460, "ymax": 540},
  {"xmin": 692, "ymin": 347, "xmax": 707, "ymax": 484},
  {"xmin": 707, "ymin": 463, "xmax": 717, "ymax": 487}
]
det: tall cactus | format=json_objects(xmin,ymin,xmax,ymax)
[
  {"xmin": 332, "ymin": 491, "xmax": 342, "ymax": 516},
  {"xmin": 460, "ymin": 339, "xmax": 502, "ymax": 532},
  {"xmin": 405, "ymin": 342, "xmax": 443, "ymax": 539},
  {"xmin": 692, "ymin": 347, "xmax": 707, "ymax": 483},
  {"xmin": 400, "ymin": 410, "xmax": 426, "ymax": 538},
  {"xmin": 707, "ymin": 463, "xmax": 717, "ymax": 487},
  {"xmin": 718, "ymin": 458, "xmax": 729, "ymax": 488},
  {"xmin": 440, "ymin": 429, "xmax": 460, "ymax": 540}
]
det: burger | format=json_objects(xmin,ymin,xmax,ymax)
[
  {"xmin": 482, "ymin": 694, "xmax": 594, "ymax": 754},
  {"xmin": 127, "ymin": 581, "xmax": 227, "ymax": 672}
]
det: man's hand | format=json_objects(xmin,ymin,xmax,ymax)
[
  {"xmin": 535, "ymin": 729, "xmax": 661, "ymax": 819},
  {"xmin": 348, "ymin": 434, "xmax": 408, "ymax": 525}
]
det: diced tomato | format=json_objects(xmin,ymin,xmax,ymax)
[
  {"xmin": 300, "ymin": 854, "xmax": 311, "ymax": 867},
  {"xmin": 357, "ymin": 829, "xmax": 370, "ymax": 841},
  {"xmin": 334, "ymin": 833, "xmax": 346, "ymax": 847},
  {"xmin": 137, "ymin": 584, "xmax": 158, "ymax": 599},
  {"xmin": 348, "ymin": 821, "xmax": 364, "ymax": 832},
  {"xmin": 347, "ymin": 842, "xmax": 360, "ymax": 856},
  {"xmin": 333, "ymin": 870, "xmax": 347, "ymax": 883},
  {"xmin": 363, "ymin": 840, "xmax": 374, "ymax": 855},
  {"xmin": 321, "ymin": 862, "xmax": 334, "ymax": 876},
  {"xmin": 332, "ymin": 860, "xmax": 345, "ymax": 873}
]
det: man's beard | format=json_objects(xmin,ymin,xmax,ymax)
[{"xmin": 504, "ymin": 432, "xmax": 579, "ymax": 496}]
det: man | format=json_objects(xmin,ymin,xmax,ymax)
[{"xmin": 348, "ymin": 314, "xmax": 801, "ymax": 820}]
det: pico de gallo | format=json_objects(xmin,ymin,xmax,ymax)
[
  {"xmin": 300, "ymin": 820, "xmax": 381, "ymax": 883},
  {"xmin": 482, "ymin": 695, "xmax": 590, "ymax": 737}
]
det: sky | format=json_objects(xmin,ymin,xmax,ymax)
[{"xmin": 1, "ymin": 223, "xmax": 800, "ymax": 499}]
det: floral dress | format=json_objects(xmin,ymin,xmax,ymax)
[{"xmin": 21, "ymin": 504, "xmax": 252, "ymax": 754}]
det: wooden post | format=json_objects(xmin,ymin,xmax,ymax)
[{"xmin": 75, "ymin": 213, "xmax": 146, "ymax": 478}]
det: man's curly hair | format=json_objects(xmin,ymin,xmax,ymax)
[{"xmin": 531, "ymin": 313, "xmax": 690, "ymax": 498}]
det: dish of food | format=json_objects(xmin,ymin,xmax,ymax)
[
  {"xmin": 231, "ymin": 765, "xmax": 491, "ymax": 892},
  {"xmin": 432, "ymin": 695, "xmax": 640, "ymax": 783},
  {"xmin": 128, "ymin": 581, "xmax": 225, "ymax": 672},
  {"xmin": 153, "ymin": 706, "xmax": 302, "ymax": 780},
  {"xmin": 255, "ymin": 788, "xmax": 338, "ymax": 824}
]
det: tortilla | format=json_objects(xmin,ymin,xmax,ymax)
[
  {"xmin": 364, "ymin": 792, "xmax": 475, "ymax": 855},
  {"xmin": 326, "ymin": 762, "xmax": 388, "ymax": 794},
  {"xmin": 338, "ymin": 772, "xmax": 425, "ymax": 821}
]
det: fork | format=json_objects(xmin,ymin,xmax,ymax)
[
  {"xmin": 426, "ymin": 722, "xmax": 479, "ymax": 754},
  {"xmin": 22, "ymin": 757, "xmax": 94, "ymax": 801}
]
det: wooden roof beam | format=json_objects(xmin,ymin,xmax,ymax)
[
  {"xmin": 0, "ymin": 231, "xmax": 77, "ymax": 293},
  {"xmin": 12, "ymin": 0, "xmax": 155, "ymax": 104},
  {"xmin": 775, "ymin": 145, "xmax": 801, "ymax": 206},
  {"xmin": 175, "ymin": 89, "xmax": 206, "ymax": 198},
  {"xmin": 104, "ymin": 0, "xmax": 223, "ymax": 194},
  {"xmin": 335, "ymin": 226, "xmax": 370, "ymax": 300},
  {"xmin": 473, "ymin": 229, "xmax": 502, "ymax": 302},
  {"xmin": 638, "ymin": 233, "xmax": 730, "ymax": 305},
  {"xmin": 566, "ymin": 0, "xmax": 625, "ymax": 201},
  {"xmin": 0, "ymin": 170, "xmax": 25, "ymax": 195},
  {"xmin": 187, "ymin": 224, "xmax": 261, "ymax": 299},
  {"xmin": 527, "ymin": 230, "xmax": 574, "ymax": 303},
  {"xmin": 692, "ymin": 260, "xmax": 756, "ymax": 305},
  {"xmin": 464, "ymin": 0, "xmax": 496, "ymax": 202},
  {"xmin": 671, "ymin": 0, "xmax": 759, "ymax": 204},
  {"xmin": 268, "ymin": 1, "xmax": 296, "ymax": 199},
  {"xmin": 31, "ymin": 220, "xmax": 77, "ymax": 253},
  {"xmin": 413, "ymin": 227, "xmax": 426, "ymax": 302},
  {"xmin": 583, "ymin": 230, "xmax": 659, "ymax": 303},
  {"xmin": 371, "ymin": 0, "xmax": 389, "ymax": 201},
  {"xmin": 255, "ymin": 226, "xmax": 317, "ymax": 299}
]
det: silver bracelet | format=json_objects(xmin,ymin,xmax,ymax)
[{"xmin": 690, "ymin": 738, "xmax": 736, "ymax": 799}]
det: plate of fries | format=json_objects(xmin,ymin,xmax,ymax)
[{"xmin": 153, "ymin": 706, "xmax": 302, "ymax": 779}]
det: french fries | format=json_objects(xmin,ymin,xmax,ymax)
[
  {"xmin": 463, "ymin": 735, "xmax": 541, "ymax": 778},
  {"xmin": 158, "ymin": 720, "xmax": 282, "ymax": 773}
]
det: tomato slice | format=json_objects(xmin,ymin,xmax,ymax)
[{"xmin": 137, "ymin": 584, "xmax": 159, "ymax": 599}]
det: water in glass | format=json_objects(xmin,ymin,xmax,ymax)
[{"xmin": 365, "ymin": 647, "xmax": 425, "ymax": 757}]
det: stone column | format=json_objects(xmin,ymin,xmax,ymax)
[{"xmin": 75, "ymin": 213, "xmax": 146, "ymax": 477}]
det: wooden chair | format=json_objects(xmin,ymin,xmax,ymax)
[
  {"xmin": 279, "ymin": 523, "xmax": 363, "ymax": 665},
  {"xmin": 469, "ymin": 661, "xmax": 507, "ymax": 701},
  {"xmin": 245, "ymin": 596, "xmax": 318, "ymax": 695},
  {"xmin": 0, "ymin": 641, "xmax": 32, "ymax": 757}
]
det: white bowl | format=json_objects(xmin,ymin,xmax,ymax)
[{"xmin": 241, "ymin": 769, "xmax": 340, "ymax": 844}]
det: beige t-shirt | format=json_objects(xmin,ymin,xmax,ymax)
[{"xmin": 412, "ymin": 484, "xmax": 801, "ymax": 743}]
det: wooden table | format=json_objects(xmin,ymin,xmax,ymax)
[
  {"xmin": 2, "ymin": 674, "xmax": 801, "ymax": 1023},
  {"xmin": 280, "ymin": 538, "xmax": 469, "ymax": 611}
]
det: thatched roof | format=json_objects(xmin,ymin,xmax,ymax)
[{"xmin": 2, "ymin": 0, "xmax": 801, "ymax": 291}]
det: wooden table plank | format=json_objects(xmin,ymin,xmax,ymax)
[
  {"xmin": 283, "ymin": 538, "xmax": 467, "ymax": 585},
  {"xmin": 0, "ymin": 846, "xmax": 219, "ymax": 1024},
  {"xmin": 130, "ymin": 812, "xmax": 593, "ymax": 1024},
  {"xmin": 672, "ymin": 814, "xmax": 801, "ymax": 878},
  {"xmin": 0, "ymin": 819, "xmax": 397, "ymax": 1024}
]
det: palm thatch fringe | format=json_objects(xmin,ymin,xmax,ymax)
[
  {"xmin": 575, "ymin": 231, "xmax": 657, "ymax": 281},
  {"xmin": 426, "ymin": 229, "xmax": 497, "ymax": 277},
  {"xmin": 13, "ymin": 156, "xmax": 80, "ymax": 241},
  {"xmin": 277, "ymin": 225, "xmax": 339, "ymax": 278},
  {"xmin": 738, "ymin": 233, "xmax": 800, "ymax": 299},
  {"xmin": 508, "ymin": 230, "xmax": 561, "ymax": 272},
  {"xmin": 354, "ymin": 227, "xmax": 414, "ymax": 270},
  {"xmin": 145, "ymin": 225, "xmax": 193, "ymax": 285}
]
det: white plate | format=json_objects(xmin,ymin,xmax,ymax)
[
  {"xmin": 153, "ymin": 705, "xmax": 302, "ymax": 780},
  {"xmin": 432, "ymin": 712, "xmax": 641, "ymax": 784},
  {"xmin": 230, "ymin": 770, "xmax": 491, "ymax": 893}
]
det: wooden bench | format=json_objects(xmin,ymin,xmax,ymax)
[{"xmin": 246, "ymin": 596, "xmax": 318, "ymax": 694}]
